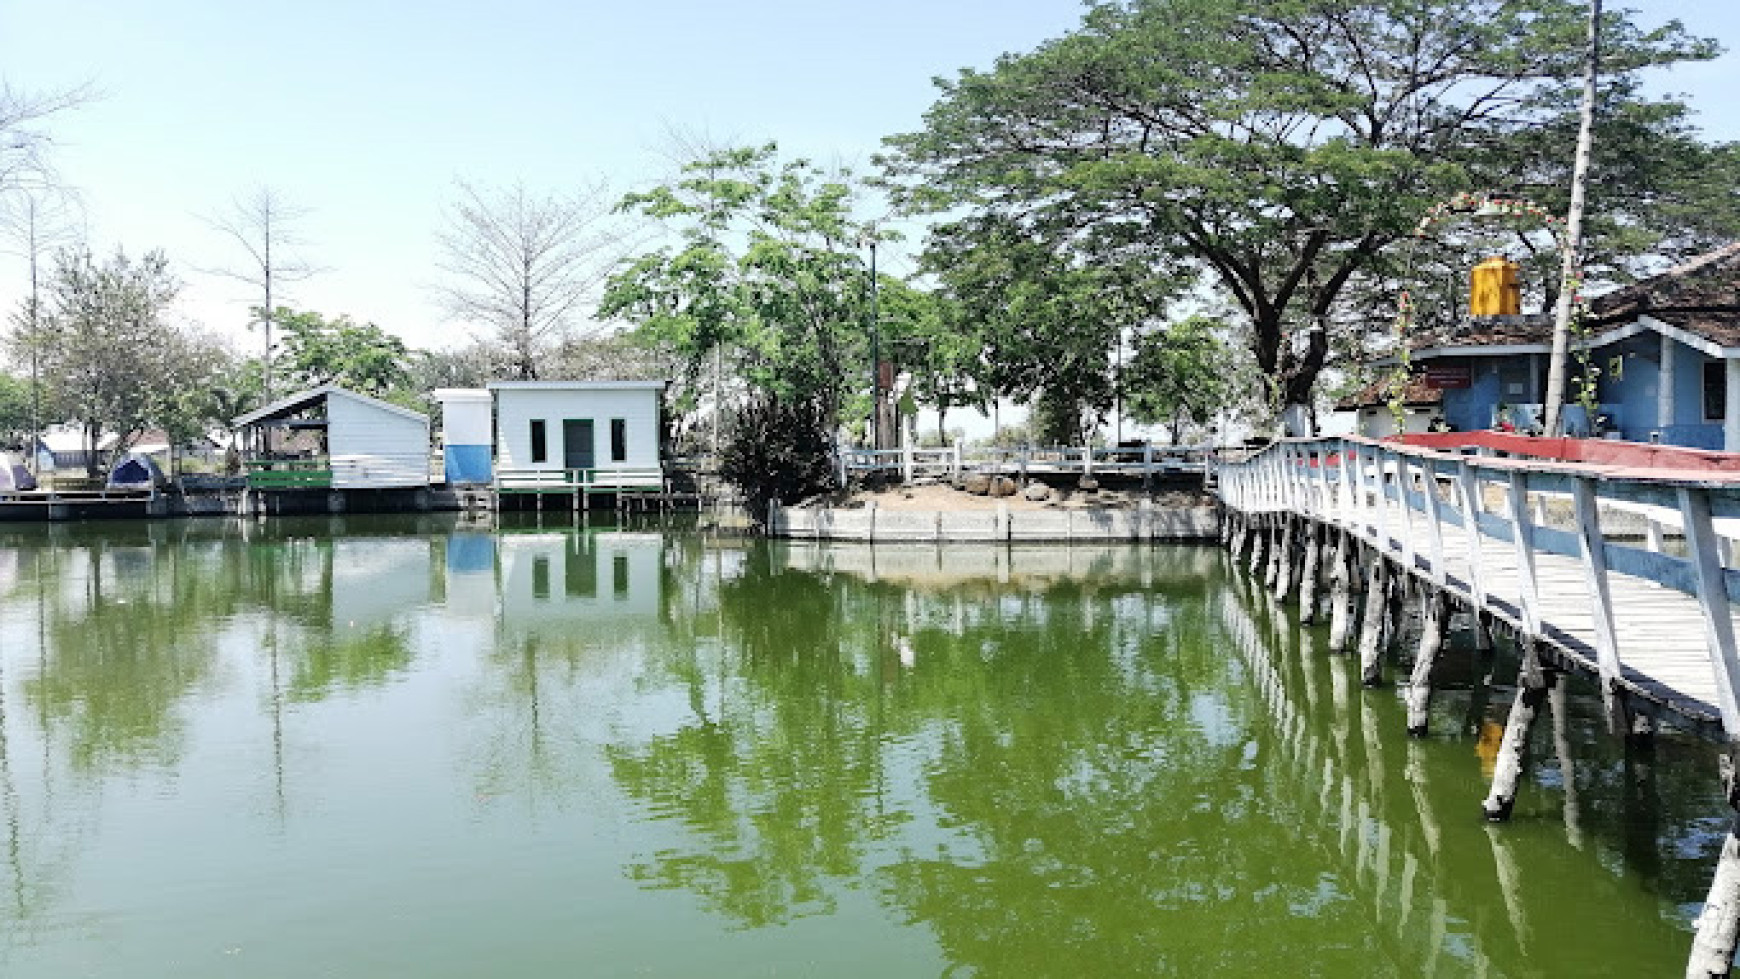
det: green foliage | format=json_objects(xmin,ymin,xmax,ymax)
[
  {"xmin": 603, "ymin": 144, "xmax": 880, "ymax": 428},
  {"xmin": 719, "ymin": 394, "xmax": 839, "ymax": 526},
  {"xmin": 926, "ymin": 219, "xmax": 1155, "ymax": 443},
  {"xmin": 1123, "ymin": 316, "xmax": 1236, "ymax": 443},
  {"xmin": 0, "ymin": 371, "xmax": 29, "ymax": 449},
  {"xmin": 882, "ymin": 0, "xmax": 1725, "ymax": 418},
  {"xmin": 873, "ymin": 281, "xmax": 984, "ymax": 440},
  {"xmin": 35, "ymin": 247, "xmax": 223, "ymax": 472},
  {"xmin": 272, "ymin": 307, "xmax": 412, "ymax": 398}
]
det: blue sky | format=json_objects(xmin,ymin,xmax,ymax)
[
  {"xmin": 3, "ymin": 0, "xmax": 1739, "ymax": 367},
  {"xmin": 0, "ymin": 0, "xmax": 1084, "ymax": 352}
]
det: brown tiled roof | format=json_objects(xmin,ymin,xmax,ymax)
[
  {"xmin": 1410, "ymin": 315, "xmax": 1554, "ymax": 351},
  {"xmin": 1403, "ymin": 243, "xmax": 1740, "ymax": 353},
  {"xmin": 1334, "ymin": 375, "xmax": 1444, "ymax": 411},
  {"xmin": 1586, "ymin": 241, "xmax": 1740, "ymax": 345}
]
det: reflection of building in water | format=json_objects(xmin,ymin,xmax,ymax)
[
  {"xmin": 0, "ymin": 546, "xmax": 17, "ymax": 599},
  {"xmin": 443, "ymin": 531, "xmax": 498, "ymax": 619},
  {"xmin": 493, "ymin": 532, "xmax": 663, "ymax": 626}
]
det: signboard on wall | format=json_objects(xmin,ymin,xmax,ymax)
[{"xmin": 1424, "ymin": 364, "xmax": 1472, "ymax": 389}]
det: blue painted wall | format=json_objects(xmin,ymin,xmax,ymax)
[
  {"xmin": 1426, "ymin": 331, "xmax": 1727, "ymax": 449},
  {"xmin": 444, "ymin": 444, "xmax": 493, "ymax": 485},
  {"xmin": 1443, "ymin": 363, "xmax": 1501, "ymax": 432}
]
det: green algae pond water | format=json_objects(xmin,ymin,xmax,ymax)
[{"xmin": 0, "ymin": 513, "xmax": 1728, "ymax": 977}]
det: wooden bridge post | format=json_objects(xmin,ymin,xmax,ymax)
[
  {"xmin": 1266, "ymin": 517, "xmax": 1286, "ymax": 592},
  {"xmin": 1689, "ymin": 792, "xmax": 1740, "ymax": 979},
  {"xmin": 1418, "ymin": 458, "xmax": 1447, "ymax": 588},
  {"xmin": 1405, "ymin": 590, "xmax": 1450, "ymax": 736},
  {"xmin": 1395, "ymin": 455, "xmax": 1418, "ymax": 574},
  {"xmin": 1386, "ymin": 573, "xmax": 1408, "ymax": 657},
  {"xmin": 1300, "ymin": 519, "xmax": 1323, "ymax": 623},
  {"xmin": 1328, "ymin": 529, "xmax": 1356, "ymax": 651},
  {"xmin": 1482, "ymin": 637, "xmax": 1552, "ymax": 821},
  {"xmin": 1358, "ymin": 557, "xmax": 1391, "ymax": 683},
  {"xmin": 1249, "ymin": 516, "xmax": 1269, "ymax": 578},
  {"xmin": 1273, "ymin": 516, "xmax": 1297, "ymax": 599},
  {"xmin": 1364, "ymin": 443, "xmax": 1391, "ymax": 557},
  {"xmin": 1681, "ymin": 485, "xmax": 1740, "ymax": 977}
]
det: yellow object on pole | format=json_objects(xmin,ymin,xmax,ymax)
[{"xmin": 1470, "ymin": 256, "xmax": 1522, "ymax": 316}]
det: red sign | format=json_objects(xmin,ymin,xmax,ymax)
[{"xmin": 1424, "ymin": 364, "xmax": 1471, "ymax": 389}]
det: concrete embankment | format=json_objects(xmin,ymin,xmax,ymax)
[
  {"xmin": 768, "ymin": 502, "xmax": 1219, "ymax": 542},
  {"xmin": 0, "ymin": 487, "xmax": 479, "ymax": 522}
]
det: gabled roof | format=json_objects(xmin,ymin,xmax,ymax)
[
  {"xmin": 232, "ymin": 384, "xmax": 428, "ymax": 427},
  {"xmin": 1587, "ymin": 241, "xmax": 1740, "ymax": 347},
  {"xmin": 1333, "ymin": 375, "xmax": 1443, "ymax": 411}
]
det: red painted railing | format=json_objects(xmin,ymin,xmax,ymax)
[{"xmin": 1392, "ymin": 431, "xmax": 1740, "ymax": 476}]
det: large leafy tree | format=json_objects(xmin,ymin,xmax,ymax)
[
  {"xmin": 602, "ymin": 144, "xmax": 879, "ymax": 430},
  {"xmin": 872, "ymin": 280, "xmax": 986, "ymax": 445},
  {"xmin": 28, "ymin": 247, "xmax": 227, "ymax": 473},
  {"xmin": 272, "ymin": 307, "xmax": 412, "ymax": 398},
  {"xmin": 882, "ymin": 0, "xmax": 1724, "ymax": 431},
  {"xmin": 1122, "ymin": 316, "xmax": 1237, "ymax": 444},
  {"xmin": 927, "ymin": 219, "xmax": 1163, "ymax": 444}
]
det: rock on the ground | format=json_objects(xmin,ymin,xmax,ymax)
[
  {"xmin": 990, "ymin": 476, "xmax": 1018, "ymax": 498},
  {"xmin": 964, "ymin": 473, "xmax": 991, "ymax": 495},
  {"xmin": 1077, "ymin": 476, "xmax": 1100, "ymax": 492},
  {"xmin": 1023, "ymin": 482, "xmax": 1052, "ymax": 502}
]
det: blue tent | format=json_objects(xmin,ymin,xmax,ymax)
[
  {"xmin": 107, "ymin": 453, "xmax": 165, "ymax": 491},
  {"xmin": 0, "ymin": 453, "xmax": 35, "ymax": 492}
]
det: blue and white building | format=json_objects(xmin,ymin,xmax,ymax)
[{"xmin": 1366, "ymin": 243, "xmax": 1740, "ymax": 449}]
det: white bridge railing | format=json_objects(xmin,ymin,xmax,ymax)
[{"xmin": 1216, "ymin": 435, "xmax": 1740, "ymax": 735}]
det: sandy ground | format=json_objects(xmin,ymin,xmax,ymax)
[{"xmin": 829, "ymin": 480, "xmax": 1214, "ymax": 512}]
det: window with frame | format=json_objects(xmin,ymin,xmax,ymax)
[
  {"xmin": 1705, "ymin": 361, "xmax": 1727, "ymax": 423},
  {"xmin": 530, "ymin": 419, "xmax": 547, "ymax": 463},
  {"xmin": 610, "ymin": 418, "xmax": 627, "ymax": 462}
]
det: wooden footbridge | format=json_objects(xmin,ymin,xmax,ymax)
[{"xmin": 1214, "ymin": 432, "xmax": 1740, "ymax": 978}]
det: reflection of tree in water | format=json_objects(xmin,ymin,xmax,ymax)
[
  {"xmin": 286, "ymin": 624, "xmax": 414, "ymax": 702},
  {"xmin": 24, "ymin": 536, "xmax": 229, "ymax": 772},
  {"xmin": 0, "ymin": 545, "xmax": 109, "ymax": 958},
  {"xmin": 869, "ymin": 575, "xmax": 1374, "ymax": 976},
  {"xmin": 608, "ymin": 545, "xmax": 1230, "ymax": 940},
  {"xmin": 609, "ymin": 545, "xmax": 910, "ymax": 927}
]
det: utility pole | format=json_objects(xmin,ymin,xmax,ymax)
[
  {"xmin": 1543, "ymin": 0, "xmax": 1601, "ymax": 437},
  {"xmin": 867, "ymin": 232, "xmax": 881, "ymax": 451},
  {"xmin": 25, "ymin": 200, "xmax": 41, "ymax": 476}
]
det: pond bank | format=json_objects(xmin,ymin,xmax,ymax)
[
  {"xmin": 0, "ymin": 486, "xmax": 481, "ymax": 522},
  {"xmin": 769, "ymin": 500, "xmax": 1219, "ymax": 542}
]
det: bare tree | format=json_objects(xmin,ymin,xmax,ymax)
[
  {"xmin": 434, "ymin": 179, "xmax": 627, "ymax": 380},
  {"xmin": 1, "ymin": 184, "xmax": 83, "ymax": 471},
  {"xmin": 202, "ymin": 187, "xmax": 322, "ymax": 400},
  {"xmin": 0, "ymin": 81, "xmax": 91, "ymax": 195}
]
